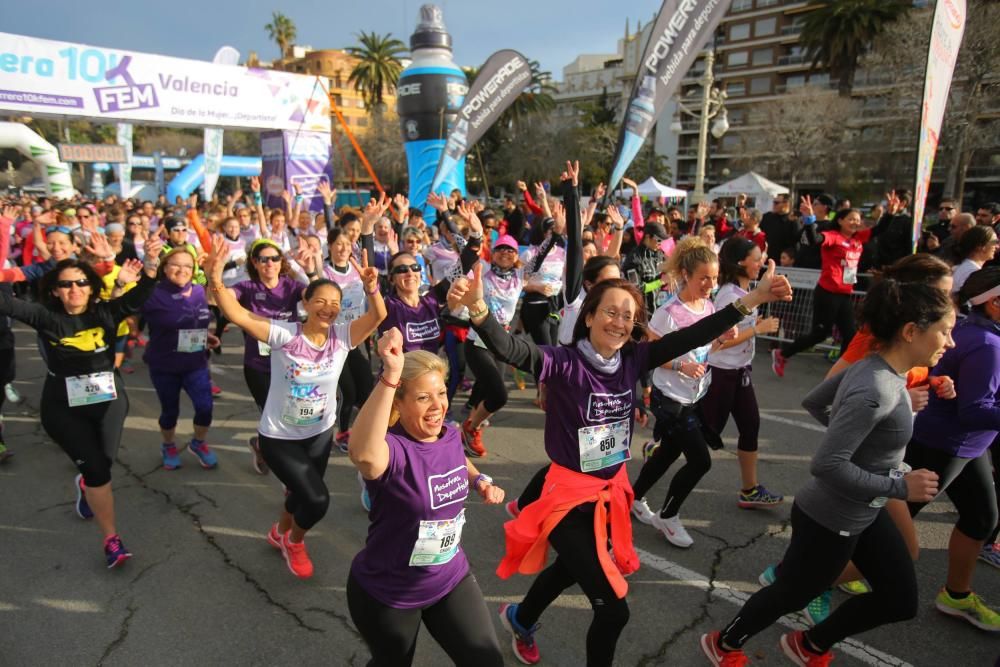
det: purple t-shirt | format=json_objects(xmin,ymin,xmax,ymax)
[
  {"xmin": 141, "ymin": 281, "xmax": 211, "ymax": 374},
  {"xmin": 350, "ymin": 423, "xmax": 470, "ymax": 609},
  {"xmin": 539, "ymin": 344, "xmax": 651, "ymax": 479},
  {"xmin": 231, "ymin": 276, "xmax": 303, "ymax": 372},
  {"xmin": 379, "ymin": 292, "xmax": 443, "ymax": 353}
]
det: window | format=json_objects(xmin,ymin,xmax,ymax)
[
  {"xmin": 721, "ymin": 135, "xmax": 741, "ymax": 152},
  {"xmin": 755, "ymin": 17, "xmax": 777, "ymax": 37},
  {"xmin": 750, "ymin": 76, "xmax": 771, "ymax": 95},
  {"xmin": 752, "ymin": 48, "xmax": 773, "ymax": 66},
  {"xmin": 727, "ymin": 108, "xmax": 746, "ymax": 124},
  {"xmin": 732, "ymin": 0, "xmax": 753, "ymax": 10},
  {"xmin": 727, "ymin": 81, "xmax": 746, "ymax": 97},
  {"xmin": 809, "ymin": 72, "xmax": 830, "ymax": 87},
  {"xmin": 757, "ymin": 0, "xmax": 779, "ymax": 6},
  {"xmin": 728, "ymin": 51, "xmax": 748, "ymax": 67},
  {"xmin": 785, "ymin": 74, "xmax": 806, "ymax": 88},
  {"xmin": 730, "ymin": 23, "xmax": 750, "ymax": 41},
  {"xmin": 357, "ymin": 99, "xmax": 365, "ymax": 108}
]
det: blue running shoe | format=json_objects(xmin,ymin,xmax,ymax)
[
  {"xmin": 758, "ymin": 564, "xmax": 778, "ymax": 587},
  {"xmin": 738, "ymin": 485, "xmax": 785, "ymax": 509},
  {"xmin": 74, "ymin": 474, "xmax": 93, "ymax": 520},
  {"xmin": 642, "ymin": 440, "xmax": 659, "ymax": 462},
  {"xmin": 499, "ymin": 603, "xmax": 540, "ymax": 665},
  {"xmin": 806, "ymin": 589, "xmax": 832, "ymax": 625},
  {"xmin": 161, "ymin": 443, "xmax": 182, "ymax": 470},
  {"xmin": 188, "ymin": 439, "xmax": 218, "ymax": 469},
  {"xmin": 104, "ymin": 534, "xmax": 132, "ymax": 569}
]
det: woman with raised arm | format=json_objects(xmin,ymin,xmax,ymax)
[
  {"xmin": 347, "ymin": 327, "xmax": 505, "ymax": 666},
  {"xmin": 205, "ymin": 236, "xmax": 386, "ymax": 579},
  {"xmin": 0, "ymin": 235, "xmax": 163, "ymax": 568}
]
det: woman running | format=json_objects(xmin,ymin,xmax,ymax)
[
  {"xmin": 206, "ymin": 236, "xmax": 386, "ymax": 578},
  {"xmin": 347, "ymin": 328, "xmax": 506, "ymax": 666},
  {"xmin": 701, "ymin": 279, "xmax": 952, "ymax": 666},
  {"xmin": 0, "ymin": 236, "xmax": 163, "ymax": 567},
  {"xmin": 142, "ymin": 247, "xmax": 220, "ymax": 471}
]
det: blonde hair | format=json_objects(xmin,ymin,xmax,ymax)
[
  {"xmin": 661, "ymin": 236, "xmax": 717, "ymax": 291},
  {"xmin": 388, "ymin": 350, "xmax": 449, "ymax": 426}
]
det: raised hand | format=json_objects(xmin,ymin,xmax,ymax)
[
  {"xmin": 281, "ymin": 189, "xmax": 291, "ymax": 204},
  {"xmin": 593, "ymin": 182, "xmax": 607, "ymax": 200},
  {"xmin": 552, "ymin": 201, "xmax": 566, "ymax": 230},
  {"xmin": 533, "ymin": 182, "xmax": 546, "ymax": 201},
  {"xmin": 448, "ymin": 262, "xmax": 484, "ymax": 311},
  {"xmin": 292, "ymin": 182, "xmax": 302, "ymax": 196},
  {"xmin": 606, "ymin": 204, "xmax": 624, "ymax": 228},
  {"xmin": 800, "ymin": 194, "xmax": 814, "ymax": 217},
  {"xmin": 377, "ymin": 327, "xmax": 405, "ymax": 377},
  {"xmin": 350, "ymin": 249, "xmax": 379, "ymax": 295},
  {"xmin": 1, "ymin": 205, "xmax": 19, "ymax": 221},
  {"xmin": 621, "ymin": 177, "xmax": 637, "ymax": 192},
  {"xmin": 386, "ymin": 226, "xmax": 399, "ymax": 255},
  {"xmin": 317, "ymin": 179, "xmax": 336, "ymax": 205},
  {"xmin": 362, "ymin": 193, "xmax": 391, "ymax": 234},
  {"xmin": 250, "ymin": 176, "xmax": 261, "ymax": 193},
  {"xmin": 142, "ymin": 235, "xmax": 163, "ymax": 276},
  {"xmin": 393, "ymin": 193, "xmax": 409, "ymax": 214},
  {"xmin": 426, "ymin": 191, "xmax": 450, "ymax": 213},
  {"xmin": 188, "ymin": 193, "xmax": 198, "ymax": 209},
  {"xmin": 751, "ymin": 259, "xmax": 792, "ymax": 304},
  {"xmin": 295, "ymin": 247, "xmax": 317, "ymax": 276},
  {"xmin": 86, "ymin": 232, "xmax": 113, "ymax": 260},
  {"xmin": 885, "ymin": 190, "xmax": 903, "ymax": 216},
  {"xmin": 205, "ymin": 235, "xmax": 231, "ymax": 281},
  {"xmin": 560, "ymin": 160, "xmax": 580, "ymax": 187},
  {"xmin": 457, "ymin": 201, "xmax": 483, "ymax": 235},
  {"xmin": 232, "ymin": 189, "xmax": 244, "ymax": 204},
  {"xmin": 115, "ymin": 258, "xmax": 143, "ymax": 285},
  {"xmin": 516, "ymin": 180, "xmax": 528, "ymax": 192},
  {"xmin": 696, "ymin": 200, "xmax": 709, "ymax": 219}
]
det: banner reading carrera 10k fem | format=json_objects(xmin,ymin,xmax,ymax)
[
  {"xmin": 607, "ymin": 0, "xmax": 732, "ymax": 190},
  {"xmin": 0, "ymin": 32, "xmax": 330, "ymax": 132},
  {"xmin": 911, "ymin": 0, "xmax": 966, "ymax": 252},
  {"xmin": 429, "ymin": 49, "xmax": 532, "ymax": 195}
]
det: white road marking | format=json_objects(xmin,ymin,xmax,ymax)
[
  {"xmin": 760, "ymin": 411, "xmax": 825, "ymax": 433},
  {"xmin": 635, "ymin": 547, "xmax": 913, "ymax": 667}
]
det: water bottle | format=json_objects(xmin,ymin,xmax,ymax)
[{"xmin": 396, "ymin": 4, "xmax": 468, "ymax": 218}]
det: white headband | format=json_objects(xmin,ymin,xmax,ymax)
[{"xmin": 968, "ymin": 284, "xmax": 1000, "ymax": 306}]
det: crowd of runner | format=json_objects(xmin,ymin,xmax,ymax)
[{"xmin": 2, "ymin": 160, "xmax": 999, "ymax": 666}]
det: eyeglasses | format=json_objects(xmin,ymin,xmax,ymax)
[
  {"xmin": 255, "ymin": 255, "xmax": 282, "ymax": 264},
  {"xmin": 49, "ymin": 226, "xmax": 73, "ymax": 235},
  {"xmin": 599, "ymin": 308, "xmax": 635, "ymax": 325},
  {"xmin": 56, "ymin": 279, "xmax": 90, "ymax": 289},
  {"xmin": 390, "ymin": 263, "xmax": 422, "ymax": 275}
]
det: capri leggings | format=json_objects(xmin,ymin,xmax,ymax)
[
  {"xmin": 905, "ymin": 441, "xmax": 999, "ymax": 541},
  {"xmin": 465, "ymin": 341, "xmax": 508, "ymax": 414},
  {"xmin": 632, "ymin": 389, "xmax": 711, "ymax": 519},
  {"xmin": 347, "ymin": 571, "xmax": 503, "ymax": 667},
  {"xmin": 259, "ymin": 425, "xmax": 336, "ymax": 531},
  {"xmin": 149, "ymin": 365, "xmax": 213, "ymax": 431},
  {"xmin": 780, "ymin": 285, "xmax": 856, "ymax": 358},
  {"xmin": 337, "ymin": 347, "xmax": 373, "ymax": 432},
  {"xmin": 520, "ymin": 299, "xmax": 558, "ymax": 347},
  {"xmin": 443, "ymin": 325, "xmax": 468, "ymax": 405},
  {"xmin": 243, "ymin": 365, "xmax": 271, "ymax": 411},
  {"xmin": 40, "ymin": 373, "xmax": 129, "ymax": 488},
  {"xmin": 698, "ymin": 366, "xmax": 761, "ymax": 452}
]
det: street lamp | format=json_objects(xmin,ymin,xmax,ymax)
[{"xmin": 671, "ymin": 49, "xmax": 727, "ymax": 203}]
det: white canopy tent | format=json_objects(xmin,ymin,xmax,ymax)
[
  {"xmin": 707, "ymin": 171, "xmax": 788, "ymax": 211},
  {"xmin": 630, "ymin": 177, "xmax": 687, "ymax": 200}
]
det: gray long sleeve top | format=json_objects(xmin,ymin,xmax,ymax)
[{"xmin": 796, "ymin": 355, "xmax": 912, "ymax": 536}]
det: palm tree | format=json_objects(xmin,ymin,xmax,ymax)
[
  {"xmin": 800, "ymin": 0, "xmax": 911, "ymax": 97},
  {"xmin": 265, "ymin": 12, "xmax": 297, "ymax": 59},
  {"xmin": 347, "ymin": 32, "xmax": 407, "ymax": 111}
]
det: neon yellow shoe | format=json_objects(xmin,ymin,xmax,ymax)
[
  {"xmin": 837, "ymin": 580, "xmax": 871, "ymax": 596},
  {"xmin": 935, "ymin": 588, "xmax": 1000, "ymax": 632}
]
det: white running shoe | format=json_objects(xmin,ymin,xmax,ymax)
[
  {"xmin": 4, "ymin": 384, "xmax": 21, "ymax": 404},
  {"xmin": 631, "ymin": 498, "xmax": 656, "ymax": 525},
  {"xmin": 652, "ymin": 513, "xmax": 694, "ymax": 548}
]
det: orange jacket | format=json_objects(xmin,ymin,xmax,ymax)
[
  {"xmin": 496, "ymin": 462, "xmax": 639, "ymax": 599},
  {"xmin": 842, "ymin": 328, "xmax": 929, "ymax": 387}
]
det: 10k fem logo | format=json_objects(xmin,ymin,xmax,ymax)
[{"xmin": 93, "ymin": 56, "xmax": 159, "ymax": 112}]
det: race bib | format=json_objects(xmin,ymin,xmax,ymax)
[
  {"xmin": 258, "ymin": 340, "xmax": 271, "ymax": 356},
  {"xmin": 66, "ymin": 371, "xmax": 117, "ymax": 407},
  {"xmin": 339, "ymin": 281, "xmax": 366, "ymax": 323},
  {"xmin": 869, "ymin": 463, "xmax": 911, "ymax": 508},
  {"xmin": 177, "ymin": 328, "xmax": 207, "ymax": 353},
  {"xmin": 843, "ymin": 265, "xmax": 858, "ymax": 285},
  {"xmin": 578, "ymin": 418, "xmax": 631, "ymax": 472},
  {"xmin": 409, "ymin": 509, "xmax": 466, "ymax": 567},
  {"xmin": 281, "ymin": 390, "xmax": 328, "ymax": 427}
]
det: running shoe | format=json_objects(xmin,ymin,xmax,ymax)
[
  {"xmin": 499, "ymin": 603, "xmax": 540, "ymax": 665},
  {"xmin": 161, "ymin": 443, "xmax": 182, "ymax": 470},
  {"xmin": 0, "ymin": 441, "xmax": 12, "ymax": 464},
  {"xmin": 358, "ymin": 471, "xmax": 371, "ymax": 512},
  {"xmin": 247, "ymin": 436, "xmax": 268, "ymax": 475},
  {"xmin": 780, "ymin": 630, "xmax": 834, "ymax": 666},
  {"xmin": 461, "ymin": 419, "xmax": 487, "ymax": 458},
  {"xmin": 805, "ymin": 589, "xmax": 832, "ymax": 625},
  {"xmin": 651, "ymin": 513, "xmax": 694, "ymax": 548},
  {"xmin": 700, "ymin": 631, "xmax": 748, "ymax": 666},
  {"xmin": 211, "ymin": 384, "xmax": 222, "ymax": 396},
  {"xmin": 825, "ymin": 349, "xmax": 841, "ymax": 364},
  {"xmin": 513, "ymin": 367, "xmax": 526, "ymax": 391},
  {"xmin": 979, "ymin": 543, "xmax": 1000, "ymax": 570},
  {"xmin": 74, "ymin": 474, "xmax": 93, "ymax": 520},
  {"xmin": 642, "ymin": 440, "xmax": 659, "ymax": 462},
  {"xmin": 188, "ymin": 440, "xmax": 218, "ymax": 469},
  {"xmin": 335, "ymin": 430, "xmax": 350, "ymax": 454},
  {"xmin": 631, "ymin": 497, "xmax": 656, "ymax": 525},
  {"xmin": 266, "ymin": 523, "xmax": 282, "ymax": 550},
  {"xmin": 737, "ymin": 485, "xmax": 785, "ymax": 509},
  {"xmin": 771, "ymin": 348, "xmax": 786, "ymax": 378},
  {"xmin": 759, "ymin": 564, "xmax": 778, "ymax": 587},
  {"xmin": 104, "ymin": 534, "xmax": 132, "ymax": 569},
  {"xmin": 119, "ymin": 360, "xmax": 135, "ymax": 375},
  {"xmin": 4, "ymin": 383, "xmax": 21, "ymax": 404},
  {"xmin": 935, "ymin": 588, "xmax": 1000, "ymax": 632},
  {"xmin": 838, "ymin": 579, "xmax": 871, "ymax": 595},
  {"xmin": 505, "ymin": 499, "xmax": 521, "ymax": 519},
  {"xmin": 279, "ymin": 531, "xmax": 314, "ymax": 579}
]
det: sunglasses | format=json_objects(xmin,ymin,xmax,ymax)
[
  {"xmin": 127, "ymin": 222, "xmax": 140, "ymax": 227},
  {"xmin": 390, "ymin": 263, "xmax": 422, "ymax": 275},
  {"xmin": 56, "ymin": 279, "xmax": 90, "ymax": 289},
  {"xmin": 255, "ymin": 255, "xmax": 282, "ymax": 264},
  {"xmin": 49, "ymin": 226, "xmax": 74, "ymax": 235}
]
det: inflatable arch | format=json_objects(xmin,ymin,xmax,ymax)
[
  {"xmin": 166, "ymin": 154, "xmax": 262, "ymax": 203},
  {"xmin": 0, "ymin": 122, "xmax": 75, "ymax": 198}
]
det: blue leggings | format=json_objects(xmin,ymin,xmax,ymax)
[{"xmin": 149, "ymin": 365, "xmax": 214, "ymax": 431}]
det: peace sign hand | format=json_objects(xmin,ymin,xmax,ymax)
[
  {"xmin": 350, "ymin": 249, "xmax": 379, "ymax": 295},
  {"xmin": 799, "ymin": 195, "xmax": 814, "ymax": 218}
]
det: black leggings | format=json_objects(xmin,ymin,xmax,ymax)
[
  {"xmin": 465, "ymin": 341, "xmax": 508, "ymax": 414},
  {"xmin": 632, "ymin": 390, "xmax": 711, "ymax": 518},
  {"xmin": 41, "ymin": 374, "xmax": 129, "ymax": 488},
  {"xmin": 721, "ymin": 503, "xmax": 917, "ymax": 652},
  {"xmin": 347, "ymin": 571, "xmax": 503, "ymax": 667},
  {"xmin": 990, "ymin": 438, "xmax": 1000, "ymax": 544},
  {"xmin": 258, "ymin": 426, "xmax": 336, "ymax": 531},
  {"xmin": 516, "ymin": 464, "xmax": 550, "ymax": 511},
  {"xmin": 516, "ymin": 503, "xmax": 630, "ymax": 667},
  {"xmin": 699, "ymin": 366, "xmax": 761, "ymax": 453},
  {"xmin": 243, "ymin": 365, "xmax": 271, "ymax": 412},
  {"xmin": 520, "ymin": 299, "xmax": 558, "ymax": 347},
  {"xmin": 337, "ymin": 347, "xmax": 373, "ymax": 432},
  {"xmin": 780, "ymin": 285, "xmax": 856, "ymax": 359},
  {"xmin": 906, "ymin": 441, "xmax": 999, "ymax": 541}
]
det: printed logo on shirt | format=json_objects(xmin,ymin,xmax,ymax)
[
  {"xmin": 406, "ymin": 319, "xmax": 441, "ymax": 343},
  {"xmin": 58, "ymin": 327, "xmax": 107, "ymax": 353},
  {"xmin": 427, "ymin": 465, "xmax": 469, "ymax": 509},
  {"xmin": 586, "ymin": 390, "xmax": 633, "ymax": 422}
]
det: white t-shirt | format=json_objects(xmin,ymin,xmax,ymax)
[
  {"xmin": 468, "ymin": 263, "xmax": 522, "ymax": 347},
  {"xmin": 707, "ymin": 283, "xmax": 756, "ymax": 370},
  {"xmin": 221, "ymin": 235, "xmax": 249, "ymax": 287},
  {"xmin": 649, "ymin": 295, "xmax": 715, "ymax": 405},
  {"xmin": 558, "ymin": 292, "xmax": 584, "ymax": 345},
  {"xmin": 951, "ymin": 258, "xmax": 982, "ymax": 294},
  {"xmin": 259, "ymin": 319, "xmax": 354, "ymax": 439}
]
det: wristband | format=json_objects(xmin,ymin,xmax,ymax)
[
  {"xmin": 295, "ymin": 195, "xmax": 304, "ymax": 203},
  {"xmin": 365, "ymin": 284, "xmax": 379, "ymax": 295},
  {"xmin": 474, "ymin": 473, "xmax": 493, "ymax": 489},
  {"xmin": 114, "ymin": 279, "xmax": 127, "ymax": 288},
  {"xmin": 254, "ymin": 193, "xmax": 262, "ymax": 204},
  {"xmin": 209, "ymin": 283, "xmax": 227, "ymax": 292},
  {"xmin": 671, "ymin": 360, "xmax": 681, "ymax": 371},
  {"xmin": 468, "ymin": 305, "xmax": 488, "ymax": 320},
  {"xmin": 732, "ymin": 298, "xmax": 753, "ymax": 317},
  {"xmin": 378, "ymin": 374, "xmax": 401, "ymax": 389}
]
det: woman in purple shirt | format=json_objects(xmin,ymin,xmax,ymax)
[{"xmin": 348, "ymin": 327, "xmax": 505, "ymax": 666}]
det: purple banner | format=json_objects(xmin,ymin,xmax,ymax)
[{"xmin": 260, "ymin": 130, "xmax": 333, "ymax": 214}]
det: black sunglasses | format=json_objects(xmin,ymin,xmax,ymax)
[
  {"xmin": 255, "ymin": 255, "xmax": 282, "ymax": 264},
  {"xmin": 390, "ymin": 263, "xmax": 422, "ymax": 275},
  {"xmin": 56, "ymin": 279, "xmax": 90, "ymax": 288}
]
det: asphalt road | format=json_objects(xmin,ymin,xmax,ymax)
[{"xmin": 1, "ymin": 330, "xmax": 997, "ymax": 666}]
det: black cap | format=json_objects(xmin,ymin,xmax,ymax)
[
  {"xmin": 815, "ymin": 194, "xmax": 836, "ymax": 209},
  {"xmin": 644, "ymin": 221, "xmax": 669, "ymax": 240},
  {"xmin": 410, "ymin": 5, "xmax": 452, "ymax": 51},
  {"xmin": 165, "ymin": 216, "xmax": 187, "ymax": 231}
]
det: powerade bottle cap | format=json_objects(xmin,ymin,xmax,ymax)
[{"xmin": 411, "ymin": 4, "xmax": 452, "ymax": 51}]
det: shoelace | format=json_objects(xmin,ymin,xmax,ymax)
[{"xmin": 105, "ymin": 536, "xmax": 124, "ymax": 553}]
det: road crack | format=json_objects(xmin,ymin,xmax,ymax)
[{"xmin": 97, "ymin": 599, "xmax": 137, "ymax": 666}]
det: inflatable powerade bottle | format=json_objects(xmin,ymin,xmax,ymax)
[{"xmin": 397, "ymin": 4, "xmax": 468, "ymax": 217}]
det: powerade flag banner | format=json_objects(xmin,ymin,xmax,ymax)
[
  {"xmin": 607, "ymin": 0, "xmax": 732, "ymax": 190},
  {"xmin": 429, "ymin": 49, "xmax": 532, "ymax": 195},
  {"xmin": 911, "ymin": 0, "xmax": 966, "ymax": 252}
]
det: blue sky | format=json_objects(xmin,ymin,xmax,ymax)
[{"xmin": 1, "ymin": 0, "xmax": 664, "ymax": 80}]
